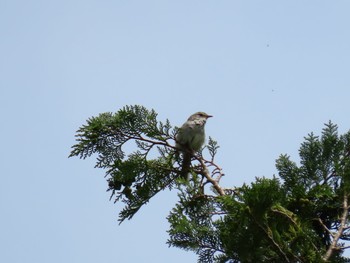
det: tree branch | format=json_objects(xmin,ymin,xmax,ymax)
[
  {"xmin": 198, "ymin": 159, "xmax": 225, "ymax": 196},
  {"xmin": 252, "ymin": 216, "xmax": 292, "ymax": 263},
  {"xmin": 340, "ymin": 245, "xmax": 350, "ymax": 250},
  {"xmin": 315, "ymin": 218, "xmax": 335, "ymax": 237},
  {"xmin": 201, "ymin": 157, "xmax": 225, "ymax": 182},
  {"xmin": 323, "ymin": 193, "xmax": 349, "ymax": 261}
]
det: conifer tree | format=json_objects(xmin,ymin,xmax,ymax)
[{"xmin": 70, "ymin": 105, "xmax": 350, "ymax": 262}]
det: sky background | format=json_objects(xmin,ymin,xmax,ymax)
[{"xmin": 1, "ymin": 1, "xmax": 350, "ymax": 262}]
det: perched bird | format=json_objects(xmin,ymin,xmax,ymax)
[{"xmin": 176, "ymin": 112, "xmax": 212, "ymax": 179}]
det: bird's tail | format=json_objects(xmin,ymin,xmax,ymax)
[{"xmin": 180, "ymin": 152, "xmax": 191, "ymax": 180}]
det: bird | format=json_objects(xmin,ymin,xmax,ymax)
[{"xmin": 176, "ymin": 112, "xmax": 212, "ymax": 179}]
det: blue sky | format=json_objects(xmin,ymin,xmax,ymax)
[{"xmin": 1, "ymin": 1, "xmax": 350, "ymax": 262}]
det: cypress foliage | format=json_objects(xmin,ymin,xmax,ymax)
[{"xmin": 70, "ymin": 106, "xmax": 350, "ymax": 262}]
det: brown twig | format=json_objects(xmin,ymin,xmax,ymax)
[
  {"xmin": 316, "ymin": 218, "xmax": 335, "ymax": 237},
  {"xmin": 323, "ymin": 193, "xmax": 349, "ymax": 261},
  {"xmin": 200, "ymin": 156, "xmax": 225, "ymax": 182},
  {"xmin": 198, "ymin": 158, "xmax": 225, "ymax": 196}
]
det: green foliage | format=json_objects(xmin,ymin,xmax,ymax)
[
  {"xmin": 207, "ymin": 136, "xmax": 220, "ymax": 160},
  {"xmin": 71, "ymin": 107, "xmax": 350, "ymax": 262},
  {"xmin": 69, "ymin": 105, "xmax": 179, "ymax": 222},
  {"xmin": 167, "ymin": 121, "xmax": 350, "ymax": 262},
  {"xmin": 167, "ymin": 177, "xmax": 324, "ymax": 262},
  {"xmin": 167, "ymin": 178, "xmax": 222, "ymax": 262},
  {"xmin": 216, "ymin": 178, "xmax": 323, "ymax": 262}
]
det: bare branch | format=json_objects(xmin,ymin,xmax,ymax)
[
  {"xmin": 222, "ymin": 187, "xmax": 240, "ymax": 196},
  {"xmin": 198, "ymin": 158, "xmax": 225, "ymax": 196},
  {"xmin": 323, "ymin": 193, "xmax": 349, "ymax": 261},
  {"xmin": 340, "ymin": 245, "xmax": 350, "ymax": 250},
  {"xmin": 315, "ymin": 218, "xmax": 335, "ymax": 237}
]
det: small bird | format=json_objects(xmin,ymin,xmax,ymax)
[{"xmin": 176, "ymin": 112, "xmax": 212, "ymax": 179}]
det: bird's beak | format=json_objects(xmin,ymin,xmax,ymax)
[{"xmin": 207, "ymin": 114, "xmax": 213, "ymax": 118}]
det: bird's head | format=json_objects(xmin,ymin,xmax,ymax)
[{"xmin": 188, "ymin": 112, "xmax": 213, "ymax": 121}]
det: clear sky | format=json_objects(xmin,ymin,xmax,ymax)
[{"xmin": 1, "ymin": 1, "xmax": 350, "ymax": 262}]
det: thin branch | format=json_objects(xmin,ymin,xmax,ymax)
[
  {"xmin": 252, "ymin": 217, "xmax": 292, "ymax": 262},
  {"xmin": 200, "ymin": 156, "xmax": 225, "ymax": 182},
  {"xmin": 323, "ymin": 193, "xmax": 349, "ymax": 261},
  {"xmin": 271, "ymin": 207, "xmax": 298, "ymax": 226},
  {"xmin": 197, "ymin": 241, "xmax": 226, "ymax": 254},
  {"xmin": 198, "ymin": 159, "xmax": 225, "ymax": 196},
  {"xmin": 343, "ymin": 225, "xmax": 350, "ymax": 231},
  {"xmin": 209, "ymin": 211, "xmax": 229, "ymax": 215},
  {"xmin": 124, "ymin": 132, "xmax": 177, "ymax": 151},
  {"xmin": 340, "ymin": 245, "xmax": 350, "ymax": 250},
  {"xmin": 315, "ymin": 218, "xmax": 335, "ymax": 237},
  {"xmin": 222, "ymin": 187, "xmax": 240, "ymax": 196}
]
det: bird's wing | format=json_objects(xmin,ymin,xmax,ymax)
[{"xmin": 176, "ymin": 122, "xmax": 194, "ymax": 145}]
